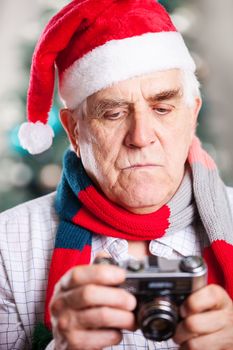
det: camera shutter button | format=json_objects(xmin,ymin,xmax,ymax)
[{"xmin": 179, "ymin": 256, "xmax": 204, "ymax": 273}]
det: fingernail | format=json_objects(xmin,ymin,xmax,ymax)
[{"xmin": 127, "ymin": 294, "xmax": 137, "ymax": 310}]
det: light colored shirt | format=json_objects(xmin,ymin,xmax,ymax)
[{"xmin": 1, "ymin": 190, "xmax": 231, "ymax": 350}]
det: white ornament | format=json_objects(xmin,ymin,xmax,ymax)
[{"xmin": 18, "ymin": 121, "xmax": 55, "ymax": 155}]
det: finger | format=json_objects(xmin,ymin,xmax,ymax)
[
  {"xmin": 174, "ymin": 309, "xmax": 230, "ymax": 344},
  {"xmin": 57, "ymin": 264, "xmax": 126, "ymax": 291},
  {"xmin": 180, "ymin": 284, "xmax": 232, "ymax": 317},
  {"xmin": 51, "ymin": 284, "xmax": 136, "ymax": 315},
  {"xmin": 179, "ymin": 327, "xmax": 233, "ymax": 350},
  {"xmin": 55, "ymin": 328, "xmax": 122, "ymax": 350},
  {"xmin": 57, "ymin": 306, "xmax": 136, "ymax": 331}
]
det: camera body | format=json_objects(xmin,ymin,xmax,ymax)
[{"xmin": 94, "ymin": 255, "xmax": 207, "ymax": 342}]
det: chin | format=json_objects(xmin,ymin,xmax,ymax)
[{"xmin": 117, "ymin": 185, "xmax": 171, "ymax": 213}]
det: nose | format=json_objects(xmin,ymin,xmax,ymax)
[{"xmin": 124, "ymin": 109, "xmax": 156, "ymax": 149}]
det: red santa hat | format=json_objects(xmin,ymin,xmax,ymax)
[{"xmin": 18, "ymin": 0, "xmax": 196, "ymax": 154}]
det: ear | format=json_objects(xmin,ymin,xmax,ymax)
[
  {"xmin": 60, "ymin": 108, "xmax": 80, "ymax": 156},
  {"xmin": 191, "ymin": 96, "xmax": 202, "ymax": 132}
]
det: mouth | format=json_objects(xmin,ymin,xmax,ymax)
[{"xmin": 122, "ymin": 164, "xmax": 160, "ymax": 170}]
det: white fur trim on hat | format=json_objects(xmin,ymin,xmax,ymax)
[
  {"xmin": 60, "ymin": 31, "xmax": 196, "ymax": 109},
  {"xmin": 18, "ymin": 121, "xmax": 54, "ymax": 155}
]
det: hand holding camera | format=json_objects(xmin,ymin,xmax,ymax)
[
  {"xmin": 50, "ymin": 255, "xmax": 233, "ymax": 350},
  {"xmin": 50, "ymin": 262, "xmax": 136, "ymax": 350},
  {"xmin": 94, "ymin": 255, "xmax": 207, "ymax": 341}
]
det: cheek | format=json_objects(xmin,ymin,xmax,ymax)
[
  {"xmin": 165, "ymin": 121, "xmax": 194, "ymax": 172},
  {"xmin": 78, "ymin": 122, "xmax": 122, "ymax": 184}
]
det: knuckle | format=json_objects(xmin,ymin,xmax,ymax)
[
  {"xmin": 50, "ymin": 297, "xmax": 64, "ymax": 316},
  {"xmin": 56, "ymin": 315, "xmax": 69, "ymax": 333}
]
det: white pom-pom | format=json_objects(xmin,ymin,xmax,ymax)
[{"xmin": 18, "ymin": 121, "xmax": 54, "ymax": 155}]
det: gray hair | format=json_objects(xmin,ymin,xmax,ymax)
[
  {"xmin": 181, "ymin": 70, "xmax": 201, "ymax": 107},
  {"xmin": 75, "ymin": 69, "xmax": 201, "ymax": 118}
]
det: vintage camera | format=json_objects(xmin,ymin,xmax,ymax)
[{"xmin": 94, "ymin": 255, "xmax": 207, "ymax": 342}]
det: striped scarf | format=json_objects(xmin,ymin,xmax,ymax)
[{"xmin": 36, "ymin": 136, "xmax": 233, "ymax": 348}]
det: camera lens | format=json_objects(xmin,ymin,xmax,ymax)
[{"xmin": 137, "ymin": 298, "xmax": 178, "ymax": 341}]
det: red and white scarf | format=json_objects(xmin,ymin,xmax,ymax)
[{"xmin": 45, "ymin": 136, "xmax": 233, "ymax": 332}]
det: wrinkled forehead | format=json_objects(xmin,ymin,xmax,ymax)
[{"xmin": 88, "ymin": 69, "xmax": 184, "ymax": 104}]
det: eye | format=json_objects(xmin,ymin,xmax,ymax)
[
  {"xmin": 154, "ymin": 108, "xmax": 169, "ymax": 114},
  {"xmin": 103, "ymin": 109, "xmax": 127, "ymax": 120},
  {"xmin": 152, "ymin": 104, "xmax": 173, "ymax": 115}
]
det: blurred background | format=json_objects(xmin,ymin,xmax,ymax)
[{"xmin": 0, "ymin": 0, "xmax": 233, "ymax": 211}]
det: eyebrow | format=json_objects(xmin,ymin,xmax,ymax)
[
  {"xmin": 88, "ymin": 98, "xmax": 133, "ymax": 118},
  {"xmin": 88, "ymin": 88, "xmax": 182, "ymax": 117},
  {"xmin": 147, "ymin": 88, "xmax": 183, "ymax": 103}
]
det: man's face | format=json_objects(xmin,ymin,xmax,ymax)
[{"xmin": 62, "ymin": 69, "xmax": 201, "ymax": 214}]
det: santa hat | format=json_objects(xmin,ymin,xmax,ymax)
[{"xmin": 18, "ymin": 0, "xmax": 196, "ymax": 155}]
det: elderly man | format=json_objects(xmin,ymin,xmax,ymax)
[{"xmin": 1, "ymin": 0, "xmax": 233, "ymax": 349}]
